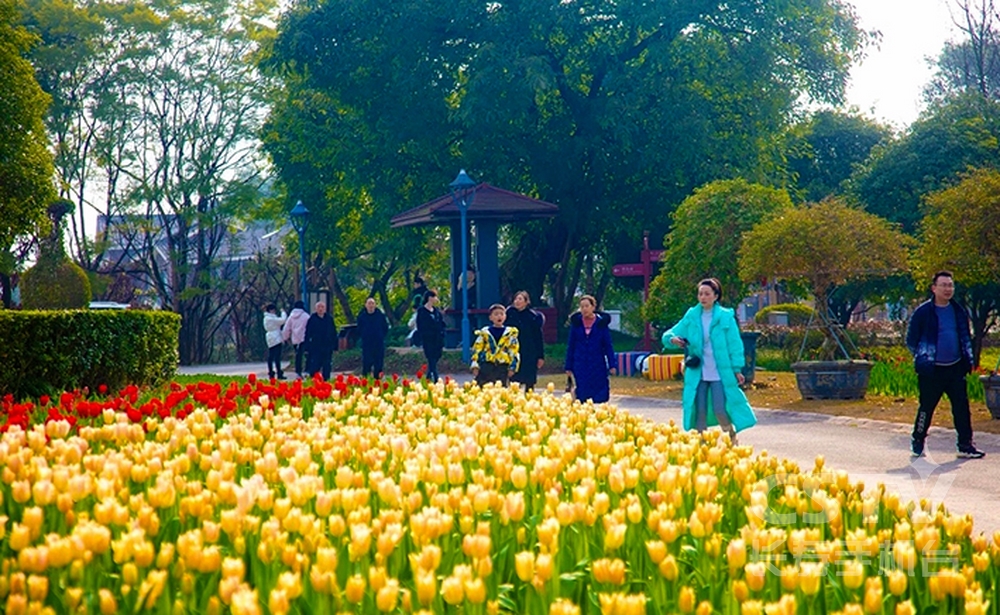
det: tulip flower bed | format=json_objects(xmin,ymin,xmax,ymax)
[{"xmin": 1, "ymin": 375, "xmax": 998, "ymax": 615}]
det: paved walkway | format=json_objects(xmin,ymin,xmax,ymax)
[{"xmin": 178, "ymin": 363, "xmax": 1000, "ymax": 536}]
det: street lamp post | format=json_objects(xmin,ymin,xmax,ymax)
[
  {"xmin": 449, "ymin": 170, "xmax": 477, "ymax": 364},
  {"xmin": 290, "ymin": 200, "xmax": 310, "ymax": 305}
]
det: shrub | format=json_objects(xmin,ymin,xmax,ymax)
[
  {"xmin": 20, "ymin": 252, "xmax": 92, "ymax": 309},
  {"xmin": 0, "ymin": 310, "xmax": 179, "ymax": 398},
  {"xmin": 754, "ymin": 303, "xmax": 815, "ymax": 326}
]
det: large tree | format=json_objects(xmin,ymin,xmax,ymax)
[
  {"xmin": 786, "ymin": 110, "xmax": 892, "ymax": 203},
  {"xmin": 850, "ymin": 93, "xmax": 1000, "ymax": 234},
  {"xmin": 263, "ymin": 0, "xmax": 868, "ymax": 319},
  {"xmin": 24, "ymin": 0, "xmax": 277, "ymax": 363},
  {"xmin": 0, "ymin": 0, "xmax": 55, "ymax": 306},
  {"xmin": 739, "ymin": 199, "xmax": 913, "ymax": 359},
  {"xmin": 644, "ymin": 179, "xmax": 794, "ymax": 327}
]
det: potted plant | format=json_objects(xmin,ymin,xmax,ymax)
[
  {"xmin": 739, "ymin": 199, "xmax": 913, "ymax": 399},
  {"xmin": 981, "ymin": 357, "xmax": 1000, "ymax": 419}
]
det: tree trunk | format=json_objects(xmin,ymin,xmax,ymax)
[{"xmin": 0, "ymin": 273, "xmax": 11, "ymax": 309}]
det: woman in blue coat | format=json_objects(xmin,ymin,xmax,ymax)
[
  {"xmin": 663, "ymin": 278, "xmax": 756, "ymax": 440},
  {"xmin": 565, "ymin": 295, "xmax": 616, "ymax": 402}
]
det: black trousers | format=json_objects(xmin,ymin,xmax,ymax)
[
  {"xmin": 267, "ymin": 344, "xmax": 284, "ymax": 377},
  {"xmin": 423, "ymin": 349, "xmax": 441, "ymax": 382},
  {"xmin": 511, "ymin": 361, "xmax": 538, "ymax": 388},
  {"xmin": 362, "ymin": 344, "xmax": 385, "ymax": 377},
  {"xmin": 293, "ymin": 343, "xmax": 306, "ymax": 376},
  {"xmin": 913, "ymin": 361, "xmax": 973, "ymax": 447},
  {"xmin": 476, "ymin": 362, "xmax": 510, "ymax": 387},
  {"xmin": 308, "ymin": 349, "xmax": 333, "ymax": 380}
]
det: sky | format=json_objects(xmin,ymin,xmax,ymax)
[{"xmin": 845, "ymin": 0, "xmax": 958, "ymax": 128}]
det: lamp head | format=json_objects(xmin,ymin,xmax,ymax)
[
  {"xmin": 449, "ymin": 169, "xmax": 477, "ymax": 209},
  {"xmin": 290, "ymin": 200, "xmax": 310, "ymax": 233}
]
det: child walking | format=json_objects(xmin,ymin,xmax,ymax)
[{"xmin": 471, "ymin": 304, "xmax": 521, "ymax": 387}]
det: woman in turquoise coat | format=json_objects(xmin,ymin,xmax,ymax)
[{"xmin": 662, "ymin": 278, "xmax": 756, "ymax": 440}]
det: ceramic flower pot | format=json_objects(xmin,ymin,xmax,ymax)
[
  {"xmin": 979, "ymin": 374, "xmax": 1000, "ymax": 420},
  {"xmin": 791, "ymin": 360, "xmax": 874, "ymax": 400}
]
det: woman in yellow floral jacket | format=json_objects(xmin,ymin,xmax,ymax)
[{"xmin": 471, "ymin": 304, "xmax": 521, "ymax": 386}]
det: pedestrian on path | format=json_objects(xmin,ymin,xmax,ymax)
[
  {"xmin": 416, "ymin": 290, "xmax": 446, "ymax": 382},
  {"xmin": 471, "ymin": 304, "xmax": 520, "ymax": 387},
  {"xmin": 906, "ymin": 270, "xmax": 985, "ymax": 459},
  {"xmin": 506, "ymin": 290, "xmax": 544, "ymax": 389},
  {"xmin": 357, "ymin": 297, "xmax": 389, "ymax": 377},
  {"xmin": 282, "ymin": 300, "xmax": 310, "ymax": 379},
  {"xmin": 565, "ymin": 295, "xmax": 616, "ymax": 403},
  {"xmin": 305, "ymin": 301, "xmax": 336, "ymax": 380},
  {"xmin": 263, "ymin": 303, "xmax": 287, "ymax": 380},
  {"xmin": 663, "ymin": 278, "xmax": 756, "ymax": 441}
]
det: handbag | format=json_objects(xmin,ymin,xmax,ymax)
[{"xmin": 683, "ymin": 340, "xmax": 701, "ymax": 368}]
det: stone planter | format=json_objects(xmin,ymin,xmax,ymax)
[
  {"xmin": 979, "ymin": 374, "xmax": 1000, "ymax": 420},
  {"xmin": 791, "ymin": 360, "xmax": 874, "ymax": 400}
]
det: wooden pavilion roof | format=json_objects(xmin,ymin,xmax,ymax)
[{"xmin": 390, "ymin": 183, "xmax": 559, "ymax": 228}]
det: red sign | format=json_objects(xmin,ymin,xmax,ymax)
[
  {"xmin": 612, "ymin": 263, "xmax": 646, "ymax": 277},
  {"xmin": 646, "ymin": 249, "xmax": 664, "ymax": 262}
]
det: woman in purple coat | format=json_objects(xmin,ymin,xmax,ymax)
[{"xmin": 565, "ymin": 295, "xmax": 616, "ymax": 402}]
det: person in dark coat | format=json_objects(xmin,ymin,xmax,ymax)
[
  {"xmin": 416, "ymin": 290, "xmax": 446, "ymax": 382},
  {"xmin": 565, "ymin": 295, "xmax": 616, "ymax": 403},
  {"xmin": 506, "ymin": 290, "xmax": 545, "ymax": 389},
  {"xmin": 305, "ymin": 301, "xmax": 336, "ymax": 380},
  {"xmin": 411, "ymin": 275, "xmax": 429, "ymax": 312},
  {"xmin": 906, "ymin": 270, "xmax": 984, "ymax": 459},
  {"xmin": 357, "ymin": 297, "xmax": 389, "ymax": 377}
]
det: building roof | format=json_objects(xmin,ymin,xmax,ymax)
[{"xmin": 390, "ymin": 183, "xmax": 559, "ymax": 228}]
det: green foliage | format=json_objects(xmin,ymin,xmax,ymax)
[
  {"xmin": 739, "ymin": 199, "xmax": 914, "ymax": 308},
  {"xmin": 916, "ymin": 167, "xmax": 1000, "ymax": 286},
  {"xmin": 0, "ymin": 310, "xmax": 180, "ymax": 398},
  {"xmin": 0, "ymin": 0, "xmax": 55, "ymax": 250},
  {"xmin": 645, "ymin": 179, "xmax": 794, "ymax": 327},
  {"xmin": 20, "ymin": 252, "xmax": 92, "ymax": 309},
  {"xmin": 851, "ymin": 94, "xmax": 1000, "ymax": 234},
  {"xmin": 786, "ymin": 110, "xmax": 892, "ymax": 203},
  {"xmin": 754, "ymin": 303, "xmax": 816, "ymax": 326},
  {"xmin": 263, "ymin": 0, "xmax": 868, "ymax": 319}
]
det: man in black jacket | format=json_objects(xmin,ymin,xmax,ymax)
[
  {"xmin": 905, "ymin": 271, "xmax": 984, "ymax": 459},
  {"xmin": 357, "ymin": 297, "xmax": 389, "ymax": 377},
  {"xmin": 305, "ymin": 301, "xmax": 336, "ymax": 380}
]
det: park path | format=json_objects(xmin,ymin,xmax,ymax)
[{"xmin": 179, "ymin": 362, "xmax": 1000, "ymax": 536}]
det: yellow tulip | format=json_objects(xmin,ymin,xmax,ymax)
[
  {"xmin": 376, "ymin": 579, "xmax": 400, "ymax": 612},
  {"xmin": 887, "ymin": 570, "xmax": 907, "ymax": 596},
  {"xmin": 415, "ymin": 570, "xmax": 436, "ymax": 605},
  {"xmin": 98, "ymin": 589, "xmax": 117, "ymax": 615},
  {"xmin": 345, "ymin": 574, "xmax": 365, "ymax": 604},
  {"xmin": 732, "ymin": 580, "xmax": 750, "ymax": 603},
  {"xmin": 515, "ymin": 551, "xmax": 535, "ymax": 582},
  {"xmin": 549, "ymin": 598, "xmax": 581, "ymax": 615},
  {"xmin": 841, "ymin": 560, "xmax": 864, "ymax": 591},
  {"xmin": 678, "ymin": 586, "xmax": 696, "ymax": 613},
  {"xmin": 863, "ymin": 577, "xmax": 882, "ymax": 614},
  {"xmin": 658, "ymin": 555, "xmax": 679, "ymax": 581},
  {"xmin": 441, "ymin": 576, "xmax": 464, "ymax": 605},
  {"xmin": 645, "ymin": 540, "xmax": 667, "ymax": 564},
  {"xmin": 465, "ymin": 577, "xmax": 486, "ymax": 604},
  {"xmin": 267, "ymin": 588, "xmax": 289, "ymax": 615},
  {"xmin": 727, "ymin": 539, "xmax": 747, "ymax": 573},
  {"xmin": 799, "ymin": 563, "xmax": 824, "ymax": 596}
]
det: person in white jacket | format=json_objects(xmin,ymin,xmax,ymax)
[
  {"xmin": 282, "ymin": 300, "xmax": 310, "ymax": 379},
  {"xmin": 263, "ymin": 303, "xmax": 287, "ymax": 379}
]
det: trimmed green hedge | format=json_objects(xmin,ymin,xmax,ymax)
[
  {"xmin": 754, "ymin": 303, "xmax": 815, "ymax": 326},
  {"xmin": 0, "ymin": 310, "xmax": 180, "ymax": 398}
]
